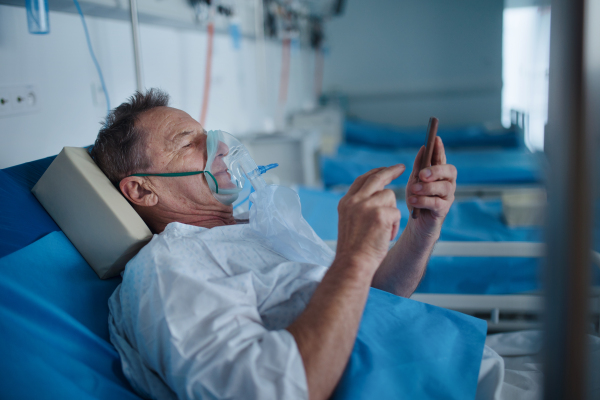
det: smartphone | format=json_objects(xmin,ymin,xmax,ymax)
[{"xmin": 412, "ymin": 117, "xmax": 439, "ymax": 219}]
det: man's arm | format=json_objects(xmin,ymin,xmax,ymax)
[
  {"xmin": 372, "ymin": 137, "xmax": 457, "ymax": 297},
  {"xmin": 287, "ymin": 165, "xmax": 405, "ymax": 400}
]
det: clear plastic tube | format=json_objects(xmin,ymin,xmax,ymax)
[{"xmin": 236, "ymin": 150, "xmax": 268, "ymax": 191}]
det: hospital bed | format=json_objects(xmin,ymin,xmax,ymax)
[{"xmin": 0, "ymin": 150, "xmax": 492, "ymax": 399}]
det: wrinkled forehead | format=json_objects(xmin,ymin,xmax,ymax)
[{"xmin": 137, "ymin": 106, "xmax": 205, "ymax": 146}]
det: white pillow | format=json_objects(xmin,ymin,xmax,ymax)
[{"xmin": 32, "ymin": 147, "xmax": 152, "ymax": 279}]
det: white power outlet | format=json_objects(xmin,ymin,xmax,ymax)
[
  {"xmin": 0, "ymin": 87, "xmax": 11, "ymax": 118},
  {"xmin": 0, "ymin": 85, "xmax": 40, "ymax": 118}
]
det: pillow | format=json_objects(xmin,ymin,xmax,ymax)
[
  {"xmin": 32, "ymin": 147, "xmax": 152, "ymax": 279},
  {"xmin": 332, "ymin": 288, "xmax": 487, "ymax": 399}
]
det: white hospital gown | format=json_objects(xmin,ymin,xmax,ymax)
[{"xmin": 108, "ymin": 221, "xmax": 331, "ymax": 400}]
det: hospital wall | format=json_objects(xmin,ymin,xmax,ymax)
[
  {"xmin": 0, "ymin": 4, "xmax": 317, "ymax": 168},
  {"xmin": 323, "ymin": 0, "xmax": 504, "ymax": 127}
]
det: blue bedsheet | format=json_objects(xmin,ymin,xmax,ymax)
[
  {"xmin": 322, "ymin": 144, "xmax": 545, "ymax": 187},
  {"xmin": 0, "ymin": 231, "xmax": 140, "ymax": 399},
  {"xmin": 345, "ymin": 119, "xmax": 523, "ymax": 149}
]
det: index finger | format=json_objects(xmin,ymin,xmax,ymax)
[
  {"xmin": 346, "ymin": 167, "xmax": 386, "ymax": 196},
  {"xmin": 357, "ymin": 164, "xmax": 405, "ymax": 198}
]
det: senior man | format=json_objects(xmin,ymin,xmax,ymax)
[{"xmin": 93, "ymin": 89, "xmax": 458, "ymax": 400}]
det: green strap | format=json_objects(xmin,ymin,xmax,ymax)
[{"xmin": 129, "ymin": 170, "xmax": 220, "ymax": 193}]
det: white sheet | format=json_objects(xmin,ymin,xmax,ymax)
[{"xmin": 477, "ymin": 330, "xmax": 600, "ymax": 400}]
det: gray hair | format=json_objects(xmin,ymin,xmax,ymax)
[{"xmin": 90, "ymin": 88, "xmax": 170, "ymax": 186}]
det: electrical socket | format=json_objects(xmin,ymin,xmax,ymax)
[
  {"xmin": 0, "ymin": 87, "xmax": 11, "ymax": 118},
  {"xmin": 0, "ymin": 85, "xmax": 40, "ymax": 118}
]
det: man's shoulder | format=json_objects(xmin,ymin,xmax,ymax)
[
  {"xmin": 161, "ymin": 221, "xmax": 207, "ymax": 236},
  {"xmin": 127, "ymin": 221, "xmax": 251, "ymax": 269},
  {"xmin": 149, "ymin": 221, "xmax": 243, "ymax": 246}
]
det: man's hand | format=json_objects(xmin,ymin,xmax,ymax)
[
  {"xmin": 287, "ymin": 165, "xmax": 405, "ymax": 400},
  {"xmin": 371, "ymin": 138, "xmax": 456, "ymax": 297},
  {"xmin": 336, "ymin": 165, "xmax": 405, "ymax": 270},
  {"xmin": 406, "ymin": 137, "xmax": 456, "ymax": 240}
]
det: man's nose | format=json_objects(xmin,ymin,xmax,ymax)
[{"xmin": 217, "ymin": 140, "xmax": 229, "ymax": 157}]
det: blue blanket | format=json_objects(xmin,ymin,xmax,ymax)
[{"xmin": 333, "ymin": 289, "xmax": 486, "ymax": 400}]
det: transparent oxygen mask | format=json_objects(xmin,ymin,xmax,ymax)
[{"xmin": 205, "ymin": 130, "xmax": 277, "ymax": 206}]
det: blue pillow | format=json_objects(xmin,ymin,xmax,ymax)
[
  {"xmin": 0, "ymin": 231, "xmax": 140, "ymax": 399},
  {"xmin": 0, "ymin": 169, "xmax": 60, "ymax": 259},
  {"xmin": 333, "ymin": 288, "xmax": 487, "ymax": 400}
]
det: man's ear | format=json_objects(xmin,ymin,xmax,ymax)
[{"xmin": 119, "ymin": 177, "xmax": 158, "ymax": 207}]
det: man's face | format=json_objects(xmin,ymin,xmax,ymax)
[{"xmin": 135, "ymin": 106, "xmax": 231, "ymax": 215}]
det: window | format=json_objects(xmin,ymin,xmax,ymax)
[{"xmin": 502, "ymin": 6, "xmax": 551, "ymax": 151}]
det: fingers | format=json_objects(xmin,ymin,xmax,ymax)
[
  {"xmin": 432, "ymin": 136, "xmax": 446, "ymax": 166},
  {"xmin": 418, "ymin": 164, "xmax": 457, "ymax": 183},
  {"xmin": 410, "ymin": 180, "xmax": 454, "ymax": 198},
  {"xmin": 372, "ymin": 206, "xmax": 401, "ymax": 228},
  {"xmin": 357, "ymin": 164, "xmax": 405, "ymax": 199},
  {"xmin": 407, "ymin": 194, "xmax": 450, "ymax": 215},
  {"xmin": 410, "ymin": 146, "xmax": 425, "ymax": 181},
  {"xmin": 346, "ymin": 167, "xmax": 386, "ymax": 196},
  {"xmin": 365, "ymin": 189, "xmax": 397, "ymax": 207}
]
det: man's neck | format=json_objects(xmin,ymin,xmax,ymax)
[{"xmin": 138, "ymin": 206, "xmax": 236, "ymax": 234}]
